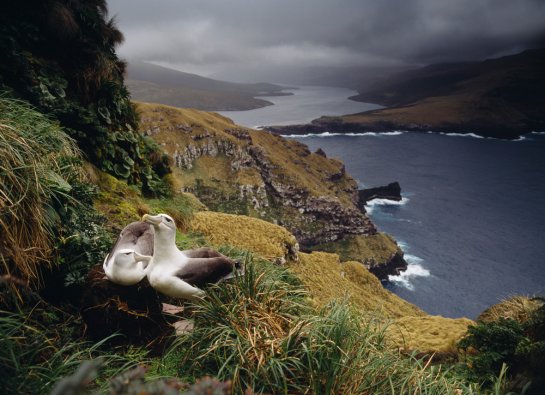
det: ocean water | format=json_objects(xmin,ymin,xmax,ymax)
[
  {"xmin": 219, "ymin": 85, "xmax": 545, "ymax": 319},
  {"xmin": 218, "ymin": 85, "xmax": 381, "ymax": 128},
  {"xmin": 294, "ymin": 131, "xmax": 545, "ymax": 318}
]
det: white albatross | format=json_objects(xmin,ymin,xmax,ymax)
[
  {"xmin": 142, "ymin": 213, "xmax": 238, "ymax": 300},
  {"xmin": 103, "ymin": 221, "xmax": 154, "ymax": 286},
  {"xmin": 103, "ymin": 249, "xmax": 151, "ymax": 286}
]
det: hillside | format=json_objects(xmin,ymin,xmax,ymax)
[
  {"xmin": 135, "ymin": 102, "xmax": 416, "ymax": 278},
  {"xmin": 127, "ymin": 61, "xmax": 290, "ymax": 111},
  {"xmin": 268, "ymin": 49, "xmax": 545, "ymax": 139}
]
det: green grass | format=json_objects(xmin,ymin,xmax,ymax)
[
  {"xmin": 0, "ymin": 96, "xmax": 83, "ymax": 290},
  {"xmin": 0, "ymin": 310, "xmax": 149, "ymax": 394},
  {"xmin": 165, "ymin": 256, "xmax": 480, "ymax": 394}
]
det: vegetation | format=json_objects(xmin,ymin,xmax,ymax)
[
  {"xmin": 458, "ymin": 297, "xmax": 545, "ymax": 392},
  {"xmin": 0, "ymin": 97, "xmax": 83, "ymax": 289},
  {"xmin": 167, "ymin": 260, "xmax": 479, "ymax": 394},
  {"xmin": 309, "ymin": 233, "xmax": 402, "ymax": 267},
  {"xmin": 0, "ymin": 1, "xmax": 171, "ymax": 196},
  {"xmin": 190, "ymin": 211, "xmax": 299, "ymax": 262}
]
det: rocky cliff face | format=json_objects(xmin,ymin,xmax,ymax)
[{"xmin": 137, "ymin": 102, "xmax": 376, "ymax": 248}]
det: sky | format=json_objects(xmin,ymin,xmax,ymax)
[{"xmin": 107, "ymin": 0, "xmax": 545, "ymax": 82}]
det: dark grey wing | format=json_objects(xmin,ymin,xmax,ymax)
[
  {"xmin": 133, "ymin": 224, "xmax": 154, "ymax": 256},
  {"xmin": 104, "ymin": 221, "xmax": 153, "ymax": 267},
  {"xmin": 181, "ymin": 247, "xmax": 225, "ymax": 259},
  {"xmin": 175, "ymin": 257, "xmax": 235, "ymax": 288}
]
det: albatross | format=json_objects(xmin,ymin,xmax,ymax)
[
  {"xmin": 142, "ymin": 213, "xmax": 238, "ymax": 299},
  {"xmin": 103, "ymin": 221, "xmax": 154, "ymax": 286}
]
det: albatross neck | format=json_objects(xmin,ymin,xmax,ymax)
[{"xmin": 153, "ymin": 229, "xmax": 179, "ymax": 262}]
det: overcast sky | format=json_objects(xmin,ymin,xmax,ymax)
[{"xmin": 107, "ymin": 0, "xmax": 545, "ymax": 81}]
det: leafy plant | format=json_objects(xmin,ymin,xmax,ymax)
[
  {"xmin": 0, "ymin": 2, "xmax": 172, "ymax": 197},
  {"xmin": 458, "ymin": 299, "xmax": 545, "ymax": 392}
]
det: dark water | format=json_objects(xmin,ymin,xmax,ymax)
[
  {"xmin": 218, "ymin": 85, "xmax": 381, "ymax": 127},
  {"xmin": 293, "ymin": 132, "xmax": 545, "ymax": 319}
]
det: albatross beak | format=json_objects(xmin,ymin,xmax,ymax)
[
  {"xmin": 142, "ymin": 213, "xmax": 162, "ymax": 225},
  {"xmin": 133, "ymin": 251, "xmax": 152, "ymax": 262}
]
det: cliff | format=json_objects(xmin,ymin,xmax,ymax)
[{"xmin": 135, "ymin": 102, "xmax": 413, "ymax": 278}]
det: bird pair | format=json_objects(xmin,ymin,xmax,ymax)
[{"xmin": 103, "ymin": 213, "xmax": 239, "ymax": 300}]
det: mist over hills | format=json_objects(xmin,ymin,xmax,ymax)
[
  {"xmin": 268, "ymin": 48, "xmax": 545, "ymax": 139},
  {"xmin": 126, "ymin": 61, "xmax": 290, "ymax": 111}
]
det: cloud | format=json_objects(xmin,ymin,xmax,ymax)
[{"xmin": 107, "ymin": 0, "xmax": 545, "ymax": 79}]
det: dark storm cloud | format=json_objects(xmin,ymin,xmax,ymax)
[{"xmin": 107, "ymin": 0, "xmax": 545, "ymax": 79}]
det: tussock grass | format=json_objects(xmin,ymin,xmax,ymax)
[
  {"xmin": 290, "ymin": 251, "xmax": 424, "ymax": 318},
  {"xmin": 169, "ymin": 258, "xmax": 478, "ymax": 394},
  {"xmin": 189, "ymin": 211, "xmax": 299, "ymax": 262},
  {"xmin": 387, "ymin": 316, "xmax": 474, "ymax": 354},
  {"xmin": 0, "ymin": 97, "xmax": 82, "ymax": 288},
  {"xmin": 0, "ymin": 310, "xmax": 147, "ymax": 394},
  {"xmin": 477, "ymin": 296, "xmax": 543, "ymax": 324},
  {"xmin": 311, "ymin": 233, "xmax": 401, "ymax": 265}
]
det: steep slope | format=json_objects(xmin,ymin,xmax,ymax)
[
  {"xmin": 127, "ymin": 62, "xmax": 289, "ymax": 111},
  {"xmin": 135, "ymin": 102, "xmax": 412, "ymax": 276}
]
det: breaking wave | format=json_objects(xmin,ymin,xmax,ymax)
[
  {"xmin": 388, "ymin": 254, "xmax": 431, "ymax": 290},
  {"xmin": 285, "ymin": 131, "xmax": 407, "ymax": 138}
]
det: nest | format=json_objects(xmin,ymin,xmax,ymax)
[{"xmin": 81, "ymin": 265, "xmax": 173, "ymax": 348}]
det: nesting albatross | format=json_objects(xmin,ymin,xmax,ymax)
[
  {"xmin": 142, "ymin": 213, "xmax": 238, "ymax": 299},
  {"xmin": 103, "ymin": 221, "xmax": 154, "ymax": 286}
]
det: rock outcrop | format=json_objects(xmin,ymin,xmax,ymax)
[
  {"xmin": 137, "ymin": 103, "xmax": 376, "ymax": 248},
  {"xmin": 358, "ymin": 182, "xmax": 402, "ymax": 207}
]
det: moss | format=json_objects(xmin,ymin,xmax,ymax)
[
  {"xmin": 387, "ymin": 316, "xmax": 474, "ymax": 354},
  {"xmin": 189, "ymin": 211, "xmax": 298, "ymax": 262},
  {"xmin": 310, "ymin": 233, "xmax": 401, "ymax": 265},
  {"xmin": 94, "ymin": 171, "xmax": 148, "ymax": 231},
  {"xmin": 289, "ymin": 252, "xmax": 423, "ymax": 319}
]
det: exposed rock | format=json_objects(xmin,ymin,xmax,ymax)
[
  {"xmin": 366, "ymin": 249, "xmax": 407, "ymax": 281},
  {"xmin": 137, "ymin": 103, "xmax": 381, "ymax": 257},
  {"xmin": 358, "ymin": 182, "xmax": 402, "ymax": 207},
  {"xmin": 315, "ymin": 148, "xmax": 327, "ymax": 157}
]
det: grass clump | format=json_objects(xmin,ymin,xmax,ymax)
[
  {"xmin": 477, "ymin": 296, "xmax": 543, "ymax": 324},
  {"xmin": 169, "ymin": 258, "xmax": 477, "ymax": 394},
  {"xmin": 189, "ymin": 211, "xmax": 299, "ymax": 262},
  {"xmin": 310, "ymin": 233, "xmax": 401, "ymax": 266},
  {"xmin": 0, "ymin": 97, "xmax": 82, "ymax": 289},
  {"xmin": 0, "ymin": 309, "xmax": 148, "ymax": 394},
  {"xmin": 387, "ymin": 316, "xmax": 474, "ymax": 354},
  {"xmin": 290, "ymin": 252, "xmax": 424, "ymax": 318}
]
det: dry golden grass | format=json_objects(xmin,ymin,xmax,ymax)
[
  {"xmin": 189, "ymin": 211, "xmax": 298, "ymax": 262},
  {"xmin": 290, "ymin": 252, "xmax": 424, "ymax": 319},
  {"xmin": 311, "ymin": 233, "xmax": 400, "ymax": 264},
  {"xmin": 477, "ymin": 295, "xmax": 543, "ymax": 324},
  {"xmin": 136, "ymin": 102, "xmax": 359, "ymax": 206},
  {"xmin": 386, "ymin": 316, "xmax": 474, "ymax": 354}
]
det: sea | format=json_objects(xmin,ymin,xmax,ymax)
[{"xmin": 220, "ymin": 86, "xmax": 545, "ymax": 319}]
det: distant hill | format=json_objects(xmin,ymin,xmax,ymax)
[
  {"xmin": 269, "ymin": 49, "xmax": 545, "ymax": 139},
  {"xmin": 126, "ymin": 62, "xmax": 290, "ymax": 111}
]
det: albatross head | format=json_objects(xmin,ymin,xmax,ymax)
[{"xmin": 142, "ymin": 213, "xmax": 177, "ymax": 244}]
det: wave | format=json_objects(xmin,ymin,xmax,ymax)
[
  {"xmin": 428, "ymin": 130, "xmax": 528, "ymax": 142},
  {"xmin": 388, "ymin": 254, "xmax": 431, "ymax": 291},
  {"xmin": 529, "ymin": 131, "xmax": 545, "ymax": 135},
  {"xmin": 364, "ymin": 197, "xmax": 409, "ymax": 215},
  {"xmin": 428, "ymin": 131, "xmax": 484, "ymax": 139},
  {"xmin": 284, "ymin": 131, "xmax": 407, "ymax": 138}
]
